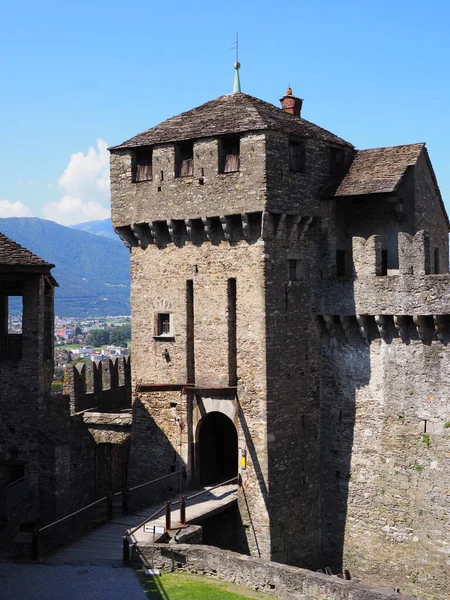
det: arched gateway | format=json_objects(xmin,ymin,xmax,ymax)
[{"xmin": 196, "ymin": 412, "xmax": 238, "ymax": 486}]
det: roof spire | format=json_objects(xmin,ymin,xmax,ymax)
[{"xmin": 232, "ymin": 32, "xmax": 241, "ymax": 93}]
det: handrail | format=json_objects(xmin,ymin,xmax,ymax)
[
  {"xmin": 127, "ymin": 505, "xmax": 166, "ymax": 537},
  {"xmin": 5, "ymin": 476, "xmax": 26, "ymax": 489},
  {"xmin": 128, "ymin": 470, "xmax": 184, "ymax": 493},
  {"xmin": 38, "ymin": 495, "xmax": 107, "ymax": 533},
  {"xmin": 126, "ymin": 475, "xmax": 238, "ymax": 538},
  {"xmin": 184, "ymin": 476, "xmax": 237, "ymax": 503}
]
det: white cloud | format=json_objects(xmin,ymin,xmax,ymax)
[
  {"xmin": 16, "ymin": 180, "xmax": 24, "ymax": 186},
  {"xmin": 43, "ymin": 138, "xmax": 110, "ymax": 226},
  {"xmin": 28, "ymin": 180, "xmax": 35, "ymax": 186},
  {"xmin": 0, "ymin": 200, "xmax": 32, "ymax": 217}
]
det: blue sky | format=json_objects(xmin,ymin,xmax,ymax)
[{"xmin": 1, "ymin": 0, "xmax": 450, "ymax": 224}]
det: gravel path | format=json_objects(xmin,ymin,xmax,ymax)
[{"xmin": 0, "ymin": 563, "xmax": 148, "ymax": 600}]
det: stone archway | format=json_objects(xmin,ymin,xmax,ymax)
[{"xmin": 196, "ymin": 411, "xmax": 238, "ymax": 486}]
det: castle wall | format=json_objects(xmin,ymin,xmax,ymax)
[
  {"xmin": 413, "ymin": 150, "xmax": 449, "ymax": 271},
  {"xmin": 110, "ymin": 133, "xmax": 267, "ymax": 228},
  {"xmin": 315, "ymin": 232, "xmax": 450, "ymax": 316},
  {"xmin": 265, "ymin": 133, "xmax": 351, "ymax": 216},
  {"xmin": 321, "ymin": 334, "xmax": 450, "ymax": 600},
  {"xmin": 0, "ymin": 274, "xmax": 47, "ymax": 539},
  {"xmin": 129, "ymin": 239, "xmax": 270, "ymax": 556},
  {"xmin": 263, "ymin": 222, "xmax": 323, "ymax": 568}
]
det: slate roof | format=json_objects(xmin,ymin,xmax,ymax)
[
  {"xmin": 110, "ymin": 93, "xmax": 353, "ymax": 150},
  {"xmin": 0, "ymin": 231, "xmax": 55, "ymax": 271},
  {"xmin": 334, "ymin": 143, "xmax": 425, "ymax": 197}
]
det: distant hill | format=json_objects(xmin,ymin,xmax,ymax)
[
  {"xmin": 71, "ymin": 218, "xmax": 117, "ymax": 240},
  {"xmin": 0, "ymin": 218, "xmax": 130, "ymax": 318}
]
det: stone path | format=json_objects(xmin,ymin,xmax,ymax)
[
  {"xmin": 0, "ymin": 563, "xmax": 147, "ymax": 600},
  {"xmin": 47, "ymin": 483, "xmax": 237, "ymax": 566}
]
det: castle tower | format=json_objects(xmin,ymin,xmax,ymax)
[
  {"xmin": 109, "ymin": 89, "xmax": 354, "ymax": 565},
  {"xmin": 110, "ymin": 86, "xmax": 450, "ymax": 597},
  {"xmin": 0, "ymin": 233, "xmax": 57, "ymax": 542}
]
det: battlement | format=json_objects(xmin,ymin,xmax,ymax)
[
  {"xmin": 116, "ymin": 211, "xmax": 316, "ymax": 248},
  {"xmin": 64, "ymin": 355, "xmax": 131, "ymax": 414},
  {"xmin": 352, "ymin": 230, "xmax": 433, "ymax": 277}
]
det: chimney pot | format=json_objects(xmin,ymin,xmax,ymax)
[{"xmin": 280, "ymin": 87, "xmax": 303, "ymax": 118}]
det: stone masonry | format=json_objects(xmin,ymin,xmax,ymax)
[{"xmin": 109, "ymin": 89, "xmax": 449, "ymax": 599}]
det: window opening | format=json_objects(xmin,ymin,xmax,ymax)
[
  {"xmin": 289, "ymin": 140, "xmax": 305, "ymax": 173},
  {"xmin": 134, "ymin": 148, "xmax": 153, "ymax": 182},
  {"xmin": 330, "ymin": 147, "xmax": 345, "ymax": 174},
  {"xmin": 288, "ymin": 259, "xmax": 302, "ymax": 281},
  {"xmin": 336, "ymin": 250, "xmax": 346, "ymax": 277},
  {"xmin": 434, "ymin": 248, "xmax": 440, "ymax": 274},
  {"xmin": 381, "ymin": 250, "xmax": 388, "ymax": 276},
  {"xmin": 176, "ymin": 141, "xmax": 194, "ymax": 177},
  {"xmin": 219, "ymin": 136, "xmax": 240, "ymax": 173},
  {"xmin": 154, "ymin": 313, "xmax": 173, "ymax": 337}
]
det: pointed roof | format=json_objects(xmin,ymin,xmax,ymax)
[
  {"xmin": 109, "ymin": 93, "xmax": 353, "ymax": 150},
  {"xmin": 334, "ymin": 143, "xmax": 425, "ymax": 197},
  {"xmin": 0, "ymin": 231, "xmax": 55, "ymax": 273}
]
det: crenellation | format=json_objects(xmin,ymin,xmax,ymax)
[
  {"xmin": 65, "ymin": 356, "xmax": 131, "ymax": 414},
  {"xmin": 352, "ymin": 234, "xmax": 384, "ymax": 277}
]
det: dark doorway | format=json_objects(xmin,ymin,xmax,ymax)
[{"xmin": 198, "ymin": 412, "xmax": 238, "ymax": 486}]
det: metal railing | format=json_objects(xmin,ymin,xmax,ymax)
[
  {"xmin": 123, "ymin": 475, "xmax": 239, "ymax": 565},
  {"xmin": 31, "ymin": 469, "xmax": 185, "ymax": 561}
]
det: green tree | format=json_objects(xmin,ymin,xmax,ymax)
[
  {"xmin": 87, "ymin": 329, "xmax": 110, "ymax": 346},
  {"xmin": 110, "ymin": 323, "xmax": 131, "ymax": 347}
]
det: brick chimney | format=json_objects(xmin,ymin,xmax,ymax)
[{"xmin": 280, "ymin": 87, "xmax": 303, "ymax": 118}]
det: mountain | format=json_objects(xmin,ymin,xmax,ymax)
[
  {"xmin": 0, "ymin": 218, "xmax": 130, "ymax": 318},
  {"xmin": 71, "ymin": 218, "xmax": 117, "ymax": 240}
]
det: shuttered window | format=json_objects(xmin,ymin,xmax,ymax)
[
  {"xmin": 134, "ymin": 149, "xmax": 153, "ymax": 182},
  {"xmin": 176, "ymin": 142, "xmax": 194, "ymax": 177},
  {"xmin": 289, "ymin": 140, "xmax": 305, "ymax": 173},
  {"xmin": 219, "ymin": 136, "xmax": 240, "ymax": 173}
]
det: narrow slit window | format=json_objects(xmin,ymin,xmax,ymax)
[
  {"xmin": 134, "ymin": 148, "xmax": 153, "ymax": 182},
  {"xmin": 289, "ymin": 140, "xmax": 305, "ymax": 173},
  {"xmin": 434, "ymin": 248, "xmax": 440, "ymax": 274},
  {"xmin": 336, "ymin": 250, "xmax": 346, "ymax": 277},
  {"xmin": 176, "ymin": 141, "xmax": 194, "ymax": 177},
  {"xmin": 381, "ymin": 250, "xmax": 388, "ymax": 276},
  {"xmin": 219, "ymin": 135, "xmax": 240, "ymax": 173}
]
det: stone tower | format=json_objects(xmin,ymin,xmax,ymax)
[
  {"xmin": 110, "ymin": 89, "xmax": 450, "ymax": 597},
  {"xmin": 0, "ymin": 232, "xmax": 56, "ymax": 542}
]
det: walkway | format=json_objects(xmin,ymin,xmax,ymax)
[
  {"xmin": 0, "ymin": 563, "xmax": 147, "ymax": 600},
  {"xmin": 47, "ymin": 483, "xmax": 237, "ymax": 566}
]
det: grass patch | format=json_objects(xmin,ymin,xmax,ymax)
[{"xmin": 136, "ymin": 570, "xmax": 276, "ymax": 600}]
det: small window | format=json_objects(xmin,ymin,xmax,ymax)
[
  {"xmin": 336, "ymin": 250, "xmax": 346, "ymax": 277},
  {"xmin": 154, "ymin": 313, "xmax": 173, "ymax": 337},
  {"xmin": 134, "ymin": 148, "xmax": 153, "ymax": 182},
  {"xmin": 289, "ymin": 140, "xmax": 305, "ymax": 173},
  {"xmin": 329, "ymin": 147, "xmax": 345, "ymax": 174},
  {"xmin": 288, "ymin": 259, "xmax": 302, "ymax": 281},
  {"xmin": 219, "ymin": 136, "xmax": 240, "ymax": 173},
  {"xmin": 434, "ymin": 248, "xmax": 440, "ymax": 274},
  {"xmin": 176, "ymin": 141, "xmax": 194, "ymax": 177}
]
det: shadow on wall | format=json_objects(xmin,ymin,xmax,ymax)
[
  {"xmin": 128, "ymin": 397, "xmax": 187, "ymax": 510},
  {"xmin": 319, "ymin": 332, "xmax": 370, "ymax": 572}
]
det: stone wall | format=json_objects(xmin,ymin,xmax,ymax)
[
  {"xmin": 138, "ymin": 544, "xmax": 414, "ymax": 600},
  {"xmin": 128, "ymin": 238, "xmax": 269, "ymax": 556},
  {"xmin": 65, "ymin": 355, "xmax": 131, "ymax": 413},
  {"xmin": 110, "ymin": 133, "xmax": 267, "ymax": 229},
  {"xmin": 0, "ymin": 274, "xmax": 49, "ymax": 543},
  {"xmin": 320, "ymin": 334, "xmax": 450, "ymax": 600}
]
